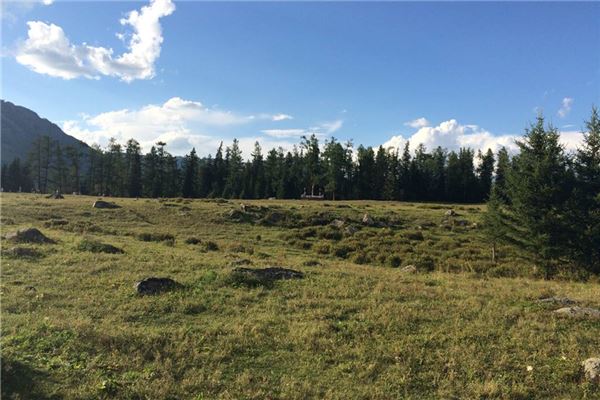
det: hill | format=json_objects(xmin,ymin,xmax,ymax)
[{"xmin": 0, "ymin": 100, "xmax": 89, "ymax": 164}]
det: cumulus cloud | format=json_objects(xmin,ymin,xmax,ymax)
[
  {"xmin": 272, "ymin": 113, "xmax": 293, "ymax": 121},
  {"xmin": 404, "ymin": 117, "xmax": 430, "ymax": 129},
  {"xmin": 62, "ymin": 97, "xmax": 315, "ymax": 158},
  {"xmin": 16, "ymin": 0, "xmax": 175, "ymax": 81},
  {"xmin": 558, "ymin": 97, "xmax": 573, "ymax": 118},
  {"xmin": 62, "ymin": 97, "xmax": 257, "ymax": 152},
  {"xmin": 383, "ymin": 118, "xmax": 585, "ymax": 155}
]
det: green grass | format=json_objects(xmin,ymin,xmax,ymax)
[{"xmin": 1, "ymin": 193, "xmax": 599, "ymax": 399}]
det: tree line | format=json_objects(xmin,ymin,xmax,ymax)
[{"xmin": 2, "ymin": 132, "xmax": 499, "ymax": 203}]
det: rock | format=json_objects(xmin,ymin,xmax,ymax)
[
  {"xmin": 331, "ymin": 219, "xmax": 345, "ymax": 228},
  {"xmin": 134, "ymin": 277, "xmax": 181, "ymax": 295},
  {"xmin": 362, "ymin": 213, "xmax": 375, "ymax": 226},
  {"xmin": 6, "ymin": 228, "xmax": 55, "ymax": 244},
  {"xmin": 553, "ymin": 306, "xmax": 600, "ymax": 319},
  {"xmin": 581, "ymin": 358, "xmax": 600, "ymax": 384},
  {"xmin": 344, "ymin": 225, "xmax": 358, "ymax": 235},
  {"xmin": 400, "ymin": 265, "xmax": 417, "ymax": 274},
  {"xmin": 93, "ymin": 200, "xmax": 120, "ymax": 209},
  {"xmin": 232, "ymin": 267, "xmax": 304, "ymax": 280},
  {"xmin": 445, "ymin": 209, "xmax": 457, "ymax": 217},
  {"xmin": 46, "ymin": 191, "xmax": 64, "ymax": 199},
  {"xmin": 537, "ymin": 297, "xmax": 578, "ymax": 306}
]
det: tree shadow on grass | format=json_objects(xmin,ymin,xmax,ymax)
[{"xmin": 1, "ymin": 358, "xmax": 59, "ymax": 400}]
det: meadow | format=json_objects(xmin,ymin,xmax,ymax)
[{"xmin": 1, "ymin": 193, "xmax": 599, "ymax": 399}]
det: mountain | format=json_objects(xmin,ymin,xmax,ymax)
[{"xmin": 1, "ymin": 100, "xmax": 89, "ymax": 164}]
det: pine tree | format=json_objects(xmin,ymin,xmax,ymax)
[
  {"xmin": 125, "ymin": 139, "xmax": 143, "ymax": 197},
  {"xmin": 494, "ymin": 147, "xmax": 510, "ymax": 203},
  {"xmin": 504, "ymin": 115, "xmax": 574, "ymax": 277},
  {"xmin": 223, "ymin": 139, "xmax": 243, "ymax": 198},
  {"xmin": 477, "ymin": 149, "xmax": 495, "ymax": 201},
  {"xmin": 182, "ymin": 148, "xmax": 199, "ymax": 198},
  {"xmin": 571, "ymin": 107, "xmax": 600, "ymax": 273}
]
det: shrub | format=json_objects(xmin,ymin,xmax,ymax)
[
  {"xmin": 137, "ymin": 233, "xmax": 175, "ymax": 245},
  {"xmin": 314, "ymin": 243, "xmax": 331, "ymax": 254},
  {"xmin": 204, "ymin": 241, "xmax": 219, "ymax": 251},
  {"xmin": 352, "ymin": 252, "xmax": 370, "ymax": 265},
  {"xmin": 404, "ymin": 231, "xmax": 425, "ymax": 241},
  {"xmin": 185, "ymin": 237, "xmax": 201, "ymax": 245},
  {"xmin": 303, "ymin": 260, "xmax": 321, "ymax": 266},
  {"xmin": 317, "ymin": 226, "xmax": 343, "ymax": 241},
  {"xmin": 77, "ymin": 238, "xmax": 123, "ymax": 254},
  {"xmin": 415, "ymin": 255, "xmax": 435, "ymax": 271},
  {"xmin": 333, "ymin": 245, "xmax": 353, "ymax": 259},
  {"xmin": 222, "ymin": 270, "xmax": 273, "ymax": 289},
  {"xmin": 387, "ymin": 254, "xmax": 402, "ymax": 268}
]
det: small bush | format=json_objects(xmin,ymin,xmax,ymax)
[
  {"xmin": 404, "ymin": 231, "xmax": 424, "ymax": 241},
  {"xmin": 303, "ymin": 260, "xmax": 321, "ymax": 266},
  {"xmin": 317, "ymin": 226, "xmax": 343, "ymax": 241},
  {"xmin": 185, "ymin": 237, "xmax": 201, "ymax": 245},
  {"xmin": 387, "ymin": 254, "xmax": 402, "ymax": 268},
  {"xmin": 204, "ymin": 241, "xmax": 219, "ymax": 251},
  {"xmin": 333, "ymin": 244, "xmax": 353, "ymax": 259},
  {"xmin": 222, "ymin": 270, "xmax": 273, "ymax": 289},
  {"xmin": 352, "ymin": 252, "xmax": 370, "ymax": 265},
  {"xmin": 77, "ymin": 238, "xmax": 123, "ymax": 254},
  {"xmin": 314, "ymin": 243, "xmax": 331, "ymax": 254},
  {"xmin": 415, "ymin": 255, "xmax": 435, "ymax": 271},
  {"xmin": 137, "ymin": 233, "xmax": 175, "ymax": 245}
]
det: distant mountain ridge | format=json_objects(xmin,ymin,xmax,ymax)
[{"xmin": 1, "ymin": 100, "xmax": 89, "ymax": 164}]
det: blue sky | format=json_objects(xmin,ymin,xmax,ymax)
[{"xmin": 2, "ymin": 0, "xmax": 599, "ymax": 156}]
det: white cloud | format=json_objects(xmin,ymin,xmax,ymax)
[
  {"xmin": 558, "ymin": 97, "xmax": 573, "ymax": 118},
  {"xmin": 272, "ymin": 113, "xmax": 293, "ymax": 121},
  {"xmin": 62, "ymin": 97, "xmax": 319, "ymax": 158},
  {"xmin": 383, "ymin": 118, "xmax": 586, "ymax": 155},
  {"xmin": 42, "ymin": 0, "xmax": 53, "ymax": 5},
  {"xmin": 262, "ymin": 119, "xmax": 343, "ymax": 139},
  {"xmin": 16, "ymin": 0, "xmax": 175, "ymax": 81},
  {"xmin": 62, "ymin": 97, "xmax": 258, "ymax": 153},
  {"xmin": 384, "ymin": 119, "xmax": 519, "ymax": 154},
  {"xmin": 404, "ymin": 117, "xmax": 430, "ymax": 129}
]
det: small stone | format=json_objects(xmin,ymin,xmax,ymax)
[
  {"xmin": 400, "ymin": 265, "xmax": 417, "ymax": 274},
  {"xmin": 362, "ymin": 213, "xmax": 375, "ymax": 226},
  {"xmin": 93, "ymin": 200, "xmax": 120, "ymax": 209},
  {"xmin": 537, "ymin": 297, "xmax": 578, "ymax": 306},
  {"xmin": 444, "ymin": 209, "xmax": 457, "ymax": 217},
  {"xmin": 553, "ymin": 306, "xmax": 600, "ymax": 319},
  {"xmin": 581, "ymin": 358, "xmax": 600, "ymax": 384},
  {"xmin": 331, "ymin": 219, "xmax": 345, "ymax": 229},
  {"xmin": 344, "ymin": 225, "xmax": 358, "ymax": 235}
]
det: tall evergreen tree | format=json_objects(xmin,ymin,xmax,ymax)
[
  {"xmin": 571, "ymin": 107, "xmax": 600, "ymax": 273},
  {"xmin": 503, "ymin": 116, "xmax": 574, "ymax": 276},
  {"xmin": 182, "ymin": 148, "xmax": 200, "ymax": 198},
  {"xmin": 494, "ymin": 147, "xmax": 510, "ymax": 203},
  {"xmin": 125, "ymin": 139, "xmax": 143, "ymax": 197},
  {"xmin": 477, "ymin": 149, "xmax": 495, "ymax": 201}
]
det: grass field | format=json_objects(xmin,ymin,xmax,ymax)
[{"xmin": 1, "ymin": 193, "xmax": 599, "ymax": 399}]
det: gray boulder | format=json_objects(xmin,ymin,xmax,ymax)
[
  {"xmin": 93, "ymin": 200, "xmax": 120, "ymax": 209},
  {"xmin": 134, "ymin": 277, "xmax": 181, "ymax": 295},
  {"xmin": 553, "ymin": 306, "xmax": 600, "ymax": 319},
  {"xmin": 6, "ymin": 228, "xmax": 55, "ymax": 244},
  {"xmin": 537, "ymin": 297, "xmax": 578, "ymax": 306}
]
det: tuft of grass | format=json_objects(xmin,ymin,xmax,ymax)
[{"xmin": 77, "ymin": 238, "xmax": 124, "ymax": 254}]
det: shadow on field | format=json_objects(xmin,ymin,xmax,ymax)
[{"xmin": 1, "ymin": 358, "xmax": 58, "ymax": 400}]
